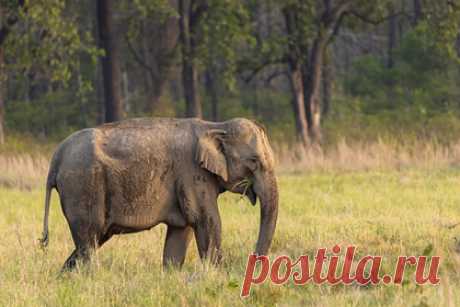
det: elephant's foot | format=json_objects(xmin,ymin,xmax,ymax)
[{"xmin": 61, "ymin": 247, "xmax": 93, "ymax": 272}]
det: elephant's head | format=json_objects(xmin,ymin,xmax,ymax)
[{"xmin": 195, "ymin": 118, "xmax": 278, "ymax": 255}]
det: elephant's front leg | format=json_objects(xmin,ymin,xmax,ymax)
[
  {"xmin": 163, "ymin": 226, "xmax": 193, "ymax": 267},
  {"xmin": 177, "ymin": 176, "xmax": 222, "ymax": 264},
  {"xmin": 194, "ymin": 202, "xmax": 222, "ymax": 264}
]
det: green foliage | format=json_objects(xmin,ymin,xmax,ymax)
[
  {"xmin": 422, "ymin": 0, "xmax": 460, "ymax": 59},
  {"xmin": 124, "ymin": 0, "xmax": 177, "ymax": 42},
  {"xmin": 0, "ymin": 0, "xmax": 103, "ymax": 140},
  {"xmin": 201, "ymin": 0, "xmax": 255, "ymax": 92},
  {"xmin": 323, "ymin": 99, "xmax": 460, "ymax": 146},
  {"xmin": 5, "ymin": 89, "xmax": 98, "ymax": 140},
  {"xmin": 1, "ymin": 0, "xmax": 460, "ymax": 147},
  {"xmin": 4, "ymin": 0, "xmax": 99, "ymax": 84},
  {"xmin": 127, "ymin": 0, "xmax": 174, "ymax": 18},
  {"xmin": 345, "ymin": 25, "xmax": 460, "ymax": 117}
]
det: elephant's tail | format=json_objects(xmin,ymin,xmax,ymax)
[{"xmin": 39, "ymin": 168, "xmax": 57, "ymax": 249}]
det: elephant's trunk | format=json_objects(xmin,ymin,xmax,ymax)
[{"xmin": 254, "ymin": 170, "xmax": 278, "ymax": 255}]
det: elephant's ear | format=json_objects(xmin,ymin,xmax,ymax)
[{"xmin": 195, "ymin": 129, "xmax": 228, "ymax": 182}]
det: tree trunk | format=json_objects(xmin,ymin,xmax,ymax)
[
  {"xmin": 386, "ymin": 6, "xmax": 398, "ymax": 106},
  {"xmin": 140, "ymin": 24, "xmax": 154, "ymax": 114},
  {"xmin": 287, "ymin": 62, "xmax": 309, "ymax": 147},
  {"xmin": 148, "ymin": 84, "xmax": 165, "ymax": 115},
  {"xmin": 292, "ymin": 0, "xmax": 349, "ymax": 144},
  {"xmin": 303, "ymin": 38, "xmax": 326, "ymax": 143},
  {"xmin": 0, "ymin": 1, "xmax": 26, "ymax": 144},
  {"xmin": 145, "ymin": 77, "xmax": 167, "ymax": 115},
  {"xmin": 387, "ymin": 5, "xmax": 397, "ymax": 69},
  {"xmin": 205, "ymin": 69, "xmax": 219, "ymax": 121},
  {"xmin": 182, "ymin": 55, "xmax": 202, "ymax": 118},
  {"xmin": 179, "ymin": 0, "xmax": 202, "ymax": 118},
  {"xmin": 95, "ymin": 62, "xmax": 105, "ymax": 124},
  {"xmin": 413, "ymin": 0, "xmax": 422, "ymax": 25},
  {"xmin": 283, "ymin": 6, "xmax": 309, "ymax": 147},
  {"xmin": 139, "ymin": 12, "xmax": 179, "ymax": 115},
  {"xmin": 321, "ymin": 48, "xmax": 333, "ymax": 117},
  {"xmin": 96, "ymin": 0, "xmax": 123, "ymax": 122},
  {"xmin": 0, "ymin": 47, "xmax": 5, "ymax": 145}
]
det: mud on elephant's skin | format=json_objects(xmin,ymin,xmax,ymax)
[{"xmin": 39, "ymin": 117, "xmax": 279, "ymax": 270}]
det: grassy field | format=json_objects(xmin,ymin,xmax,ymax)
[{"xmin": 2, "ymin": 166, "xmax": 460, "ymax": 306}]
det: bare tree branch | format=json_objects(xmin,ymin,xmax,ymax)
[
  {"xmin": 125, "ymin": 35, "xmax": 155, "ymax": 81},
  {"xmin": 327, "ymin": 8, "xmax": 347, "ymax": 44},
  {"xmin": 264, "ymin": 70, "xmax": 288, "ymax": 86},
  {"xmin": 240, "ymin": 57, "xmax": 286, "ymax": 84},
  {"xmin": 348, "ymin": 10, "xmax": 413, "ymax": 26}
]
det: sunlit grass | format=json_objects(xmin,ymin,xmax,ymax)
[{"xmin": 1, "ymin": 170, "xmax": 460, "ymax": 306}]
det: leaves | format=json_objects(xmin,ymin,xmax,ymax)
[
  {"xmin": 3, "ymin": 0, "xmax": 98, "ymax": 85},
  {"xmin": 200, "ymin": 0, "xmax": 254, "ymax": 91}
]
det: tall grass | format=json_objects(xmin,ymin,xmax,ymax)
[
  {"xmin": 275, "ymin": 138, "xmax": 460, "ymax": 173},
  {"xmin": 4, "ymin": 138, "xmax": 460, "ymax": 190},
  {"xmin": 0, "ymin": 155, "xmax": 49, "ymax": 190}
]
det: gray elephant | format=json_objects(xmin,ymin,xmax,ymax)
[{"xmin": 40, "ymin": 117, "xmax": 278, "ymax": 270}]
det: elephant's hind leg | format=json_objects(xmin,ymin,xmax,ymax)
[
  {"xmin": 162, "ymin": 226, "xmax": 193, "ymax": 268},
  {"xmin": 62, "ymin": 219, "xmax": 101, "ymax": 271},
  {"xmin": 59, "ymin": 166, "xmax": 107, "ymax": 271}
]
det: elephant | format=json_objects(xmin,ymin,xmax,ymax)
[{"xmin": 40, "ymin": 117, "xmax": 279, "ymax": 270}]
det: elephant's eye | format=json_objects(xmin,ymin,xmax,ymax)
[{"xmin": 246, "ymin": 156, "xmax": 259, "ymax": 171}]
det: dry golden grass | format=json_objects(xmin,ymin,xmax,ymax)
[
  {"xmin": 0, "ymin": 154, "xmax": 49, "ymax": 190},
  {"xmin": 275, "ymin": 138, "xmax": 460, "ymax": 173},
  {"xmin": 3, "ymin": 138, "xmax": 460, "ymax": 190}
]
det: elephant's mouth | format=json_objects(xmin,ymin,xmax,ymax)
[
  {"xmin": 231, "ymin": 179, "xmax": 257, "ymax": 206},
  {"xmin": 246, "ymin": 186, "xmax": 257, "ymax": 206}
]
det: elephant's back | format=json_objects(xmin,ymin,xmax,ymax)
[
  {"xmin": 94, "ymin": 118, "xmax": 196, "ymax": 163},
  {"xmin": 50, "ymin": 128, "xmax": 100, "ymax": 194},
  {"xmin": 54, "ymin": 128, "xmax": 98, "ymax": 169},
  {"xmin": 51, "ymin": 117, "xmax": 200, "ymax": 183}
]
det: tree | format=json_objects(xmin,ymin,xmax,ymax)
[
  {"xmin": 283, "ymin": 4, "xmax": 311, "ymax": 146},
  {"xmin": 242, "ymin": 0, "xmax": 357, "ymax": 145},
  {"xmin": 177, "ymin": 0, "xmax": 252, "ymax": 119},
  {"xmin": 412, "ymin": 0, "xmax": 422, "ymax": 25},
  {"xmin": 321, "ymin": 47, "xmax": 333, "ymax": 117},
  {"xmin": 0, "ymin": 0, "xmax": 24, "ymax": 144},
  {"xmin": 178, "ymin": 0, "xmax": 205, "ymax": 118},
  {"xmin": 281, "ymin": 0, "xmax": 410, "ymax": 144},
  {"xmin": 202, "ymin": 0, "xmax": 252, "ymax": 121},
  {"xmin": 97, "ymin": 0, "xmax": 123, "ymax": 122},
  {"xmin": 301, "ymin": 0, "xmax": 355, "ymax": 143},
  {"xmin": 387, "ymin": 2, "xmax": 397, "ymax": 68},
  {"xmin": 205, "ymin": 68, "xmax": 219, "ymax": 120},
  {"xmin": 278, "ymin": 0, "xmax": 353, "ymax": 144},
  {"xmin": 0, "ymin": 0, "xmax": 93, "ymax": 142},
  {"xmin": 0, "ymin": 45, "xmax": 4, "ymax": 144},
  {"xmin": 124, "ymin": 0, "xmax": 179, "ymax": 115}
]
